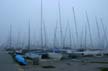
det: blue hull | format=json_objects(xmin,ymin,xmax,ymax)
[{"xmin": 15, "ymin": 54, "xmax": 28, "ymax": 65}]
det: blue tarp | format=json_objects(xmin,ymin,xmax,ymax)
[{"xmin": 15, "ymin": 54, "xmax": 28, "ymax": 65}]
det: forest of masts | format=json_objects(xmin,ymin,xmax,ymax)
[{"xmin": 2, "ymin": 0, "xmax": 108, "ymax": 50}]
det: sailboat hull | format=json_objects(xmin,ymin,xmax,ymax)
[{"xmin": 48, "ymin": 52, "xmax": 63, "ymax": 60}]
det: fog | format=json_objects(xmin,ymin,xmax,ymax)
[{"xmin": 0, "ymin": 0, "xmax": 108, "ymax": 49}]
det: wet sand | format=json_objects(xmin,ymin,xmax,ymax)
[
  {"xmin": 20, "ymin": 57, "xmax": 108, "ymax": 71},
  {"xmin": 0, "ymin": 50, "xmax": 18, "ymax": 71},
  {"xmin": 1, "ymin": 49, "xmax": 108, "ymax": 71}
]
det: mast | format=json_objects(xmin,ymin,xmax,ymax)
[
  {"xmin": 28, "ymin": 19, "xmax": 30, "ymax": 50},
  {"xmin": 71, "ymin": 30, "xmax": 75, "ymax": 49},
  {"xmin": 100, "ymin": 18, "xmax": 108, "ymax": 48},
  {"xmin": 58, "ymin": 0, "xmax": 63, "ymax": 48},
  {"xmin": 68, "ymin": 21, "xmax": 72, "ymax": 48},
  {"xmin": 63, "ymin": 20, "xmax": 72, "ymax": 48},
  {"xmin": 72, "ymin": 7, "xmax": 78, "ymax": 48},
  {"xmin": 85, "ymin": 11, "xmax": 94, "ymax": 49},
  {"xmin": 84, "ymin": 21, "xmax": 87, "ymax": 49},
  {"xmin": 9, "ymin": 24, "xmax": 12, "ymax": 49},
  {"xmin": 63, "ymin": 21, "xmax": 68, "ymax": 48},
  {"xmin": 16, "ymin": 32, "xmax": 20, "ymax": 48},
  {"xmin": 53, "ymin": 20, "xmax": 58, "ymax": 48},
  {"xmin": 21, "ymin": 36, "xmax": 25, "ymax": 49},
  {"xmin": 80, "ymin": 27, "xmax": 84, "ymax": 49},
  {"xmin": 43, "ymin": 21, "xmax": 47, "ymax": 48},
  {"xmin": 95, "ymin": 17, "xmax": 101, "ymax": 47},
  {"xmin": 40, "ymin": 0, "xmax": 43, "ymax": 48}
]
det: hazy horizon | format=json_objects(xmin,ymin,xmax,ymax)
[{"xmin": 0, "ymin": 0, "xmax": 108, "ymax": 48}]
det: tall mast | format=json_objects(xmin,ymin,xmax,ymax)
[
  {"xmin": 58, "ymin": 0, "xmax": 63, "ymax": 48},
  {"xmin": 9, "ymin": 24, "xmax": 12, "ymax": 48},
  {"xmin": 85, "ymin": 11, "xmax": 94, "ymax": 48},
  {"xmin": 53, "ymin": 20, "xmax": 58, "ymax": 48},
  {"xmin": 40, "ymin": 0, "xmax": 43, "ymax": 48},
  {"xmin": 71, "ymin": 30, "xmax": 75, "ymax": 49},
  {"xmin": 63, "ymin": 21, "xmax": 68, "ymax": 48},
  {"xmin": 68, "ymin": 21, "xmax": 72, "ymax": 48},
  {"xmin": 28, "ymin": 19, "xmax": 30, "ymax": 50},
  {"xmin": 21, "ymin": 36, "xmax": 25, "ymax": 49},
  {"xmin": 100, "ymin": 18, "xmax": 107, "ymax": 48},
  {"xmin": 43, "ymin": 21, "xmax": 47, "ymax": 48},
  {"xmin": 84, "ymin": 21, "xmax": 87, "ymax": 49},
  {"xmin": 63, "ymin": 21, "xmax": 72, "ymax": 48},
  {"xmin": 80, "ymin": 27, "xmax": 84, "ymax": 49},
  {"xmin": 95, "ymin": 17, "xmax": 101, "ymax": 47},
  {"xmin": 72, "ymin": 7, "xmax": 78, "ymax": 48},
  {"xmin": 16, "ymin": 32, "xmax": 20, "ymax": 48}
]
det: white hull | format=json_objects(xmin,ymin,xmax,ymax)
[
  {"xmin": 48, "ymin": 52, "xmax": 63, "ymax": 60},
  {"xmin": 73, "ymin": 50, "xmax": 103, "ymax": 56}
]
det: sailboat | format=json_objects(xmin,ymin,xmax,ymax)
[
  {"xmin": 6, "ymin": 24, "xmax": 14, "ymax": 54},
  {"xmin": 72, "ymin": 7, "xmax": 79, "ymax": 49},
  {"xmin": 48, "ymin": 0, "xmax": 63, "ymax": 60},
  {"xmin": 48, "ymin": 20, "xmax": 63, "ymax": 60},
  {"xmin": 95, "ymin": 17, "xmax": 102, "ymax": 48},
  {"xmin": 80, "ymin": 14, "xmax": 102, "ymax": 56},
  {"xmin": 63, "ymin": 7, "xmax": 80, "ymax": 57},
  {"xmin": 13, "ymin": 23, "xmax": 28, "ymax": 65},
  {"xmin": 100, "ymin": 18, "xmax": 108, "ymax": 55}
]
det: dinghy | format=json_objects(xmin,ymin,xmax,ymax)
[
  {"xmin": 48, "ymin": 48, "xmax": 63, "ymax": 60},
  {"xmin": 48, "ymin": 52, "xmax": 63, "ymax": 60},
  {"xmin": 15, "ymin": 54, "xmax": 28, "ymax": 65}
]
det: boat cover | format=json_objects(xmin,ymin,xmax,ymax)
[{"xmin": 15, "ymin": 54, "xmax": 28, "ymax": 65}]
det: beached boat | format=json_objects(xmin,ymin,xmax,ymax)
[
  {"xmin": 48, "ymin": 52, "xmax": 63, "ymax": 60},
  {"xmin": 15, "ymin": 54, "xmax": 28, "ymax": 65},
  {"xmin": 24, "ymin": 51, "xmax": 41, "ymax": 59},
  {"xmin": 24, "ymin": 50, "xmax": 48, "ymax": 59},
  {"xmin": 47, "ymin": 48, "xmax": 63, "ymax": 60}
]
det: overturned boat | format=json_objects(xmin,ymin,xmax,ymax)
[{"xmin": 15, "ymin": 54, "xmax": 28, "ymax": 65}]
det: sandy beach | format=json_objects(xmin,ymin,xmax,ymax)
[{"xmin": 19, "ymin": 57, "xmax": 108, "ymax": 71}]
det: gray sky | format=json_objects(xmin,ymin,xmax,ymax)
[{"xmin": 0, "ymin": 0, "xmax": 108, "ymax": 48}]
